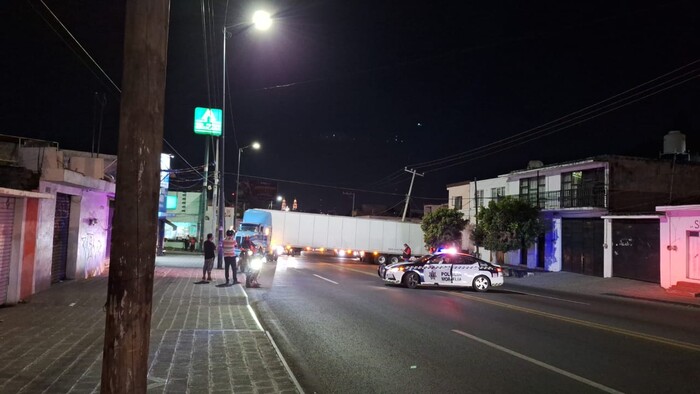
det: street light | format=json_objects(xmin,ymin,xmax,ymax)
[
  {"xmin": 218, "ymin": 11, "xmax": 272, "ymax": 268},
  {"xmin": 270, "ymin": 195, "xmax": 283, "ymax": 209},
  {"xmin": 234, "ymin": 141, "xmax": 261, "ymax": 220}
]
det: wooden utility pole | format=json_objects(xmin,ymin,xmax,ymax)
[{"xmin": 101, "ymin": 1, "xmax": 170, "ymax": 393}]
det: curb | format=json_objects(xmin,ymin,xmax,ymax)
[{"xmin": 602, "ymin": 293, "xmax": 700, "ymax": 309}]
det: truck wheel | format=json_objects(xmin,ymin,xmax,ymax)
[
  {"xmin": 389, "ymin": 256, "xmax": 400, "ymax": 264},
  {"xmin": 377, "ymin": 255, "xmax": 387, "ymax": 264}
]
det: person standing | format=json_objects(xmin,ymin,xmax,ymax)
[
  {"xmin": 402, "ymin": 243, "xmax": 412, "ymax": 261},
  {"xmin": 189, "ymin": 236, "xmax": 196, "ymax": 252},
  {"xmin": 202, "ymin": 233, "xmax": 216, "ymax": 281},
  {"xmin": 223, "ymin": 230, "xmax": 238, "ymax": 285}
]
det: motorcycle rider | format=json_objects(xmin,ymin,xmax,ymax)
[
  {"xmin": 247, "ymin": 245, "xmax": 265, "ymax": 288},
  {"xmin": 239, "ymin": 236, "xmax": 261, "ymax": 288}
]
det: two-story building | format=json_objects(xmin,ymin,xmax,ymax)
[{"xmin": 447, "ymin": 151, "xmax": 700, "ymax": 282}]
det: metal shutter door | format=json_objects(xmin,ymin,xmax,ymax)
[
  {"xmin": 51, "ymin": 193, "xmax": 71, "ymax": 283},
  {"xmin": 0, "ymin": 197, "xmax": 16, "ymax": 305}
]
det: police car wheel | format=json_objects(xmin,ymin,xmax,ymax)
[
  {"xmin": 403, "ymin": 272, "xmax": 420, "ymax": 289},
  {"xmin": 472, "ymin": 275, "xmax": 491, "ymax": 292}
]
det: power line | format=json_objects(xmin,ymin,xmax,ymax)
[{"xmin": 407, "ymin": 60, "xmax": 700, "ymax": 172}]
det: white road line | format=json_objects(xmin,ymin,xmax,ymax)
[
  {"xmin": 451, "ymin": 329, "xmax": 624, "ymax": 394},
  {"xmin": 517, "ymin": 291, "xmax": 590, "ymax": 305},
  {"xmin": 266, "ymin": 331, "xmax": 306, "ymax": 394},
  {"xmin": 313, "ymin": 274, "xmax": 339, "ymax": 284}
]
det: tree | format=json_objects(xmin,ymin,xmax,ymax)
[
  {"xmin": 421, "ymin": 207, "xmax": 468, "ymax": 250},
  {"xmin": 471, "ymin": 197, "xmax": 544, "ymax": 254}
]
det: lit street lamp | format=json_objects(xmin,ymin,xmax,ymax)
[
  {"xmin": 234, "ymin": 142, "xmax": 261, "ymax": 220},
  {"xmin": 269, "ymin": 194, "xmax": 283, "ymax": 209},
  {"xmin": 218, "ymin": 11, "xmax": 272, "ymax": 268}
]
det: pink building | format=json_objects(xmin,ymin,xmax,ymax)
[{"xmin": 656, "ymin": 205, "xmax": 700, "ymax": 294}]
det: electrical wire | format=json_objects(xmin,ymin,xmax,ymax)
[
  {"xmin": 406, "ymin": 60, "xmax": 700, "ymax": 173},
  {"xmin": 419, "ymin": 71, "xmax": 700, "ymax": 174}
]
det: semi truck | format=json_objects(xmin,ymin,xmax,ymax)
[{"xmin": 235, "ymin": 209, "xmax": 427, "ymax": 264}]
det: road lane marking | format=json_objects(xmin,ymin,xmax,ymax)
[
  {"xmin": 445, "ymin": 291, "xmax": 700, "ymax": 352},
  {"xmin": 515, "ymin": 291, "xmax": 590, "ymax": 305},
  {"xmin": 322, "ymin": 262, "xmax": 378, "ymax": 277},
  {"xmin": 452, "ymin": 330, "xmax": 623, "ymax": 394},
  {"xmin": 313, "ymin": 274, "xmax": 339, "ymax": 284},
  {"xmin": 320, "ymin": 263, "xmax": 698, "ymax": 351}
]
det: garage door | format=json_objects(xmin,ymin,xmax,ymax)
[
  {"xmin": 612, "ymin": 219, "xmax": 659, "ymax": 283},
  {"xmin": 562, "ymin": 218, "xmax": 604, "ymax": 276},
  {"xmin": 0, "ymin": 197, "xmax": 15, "ymax": 305}
]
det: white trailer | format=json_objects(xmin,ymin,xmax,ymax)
[{"xmin": 257, "ymin": 209, "xmax": 427, "ymax": 264}]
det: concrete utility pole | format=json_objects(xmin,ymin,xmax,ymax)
[
  {"xmin": 101, "ymin": 1, "xmax": 170, "ymax": 393},
  {"xmin": 401, "ymin": 167, "xmax": 424, "ymax": 222},
  {"xmin": 343, "ymin": 191, "xmax": 355, "ymax": 216},
  {"xmin": 474, "ymin": 177, "xmax": 479, "ymax": 256},
  {"xmin": 197, "ymin": 138, "xmax": 210, "ymax": 252}
]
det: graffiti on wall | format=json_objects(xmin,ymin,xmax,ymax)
[{"xmin": 81, "ymin": 232, "xmax": 105, "ymax": 276}]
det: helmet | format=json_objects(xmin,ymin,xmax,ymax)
[{"xmin": 226, "ymin": 230, "xmax": 234, "ymax": 236}]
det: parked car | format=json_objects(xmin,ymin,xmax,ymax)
[{"xmin": 378, "ymin": 251, "xmax": 504, "ymax": 292}]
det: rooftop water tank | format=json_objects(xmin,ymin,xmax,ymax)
[
  {"xmin": 663, "ymin": 130, "xmax": 686, "ymax": 154},
  {"xmin": 527, "ymin": 160, "xmax": 544, "ymax": 169}
]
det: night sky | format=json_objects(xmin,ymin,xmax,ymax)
[{"xmin": 4, "ymin": 1, "xmax": 699, "ymax": 214}]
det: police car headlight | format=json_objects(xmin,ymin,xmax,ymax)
[
  {"xmin": 388, "ymin": 266, "xmax": 404, "ymax": 272},
  {"xmin": 250, "ymin": 258, "xmax": 264, "ymax": 270},
  {"xmin": 247, "ymin": 250, "xmax": 253, "ymax": 256}
]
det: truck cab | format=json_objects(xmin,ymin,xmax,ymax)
[{"xmin": 235, "ymin": 209, "xmax": 277, "ymax": 260}]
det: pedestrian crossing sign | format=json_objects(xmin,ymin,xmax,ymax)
[{"xmin": 194, "ymin": 107, "xmax": 222, "ymax": 136}]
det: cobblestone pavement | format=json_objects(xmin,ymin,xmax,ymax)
[{"xmin": 0, "ymin": 260, "xmax": 301, "ymax": 394}]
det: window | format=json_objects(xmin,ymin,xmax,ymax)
[
  {"xmin": 561, "ymin": 168, "xmax": 605, "ymax": 208},
  {"xmin": 491, "ymin": 187, "xmax": 505, "ymax": 201},
  {"xmin": 476, "ymin": 190, "xmax": 484, "ymax": 207},
  {"xmin": 519, "ymin": 176, "xmax": 545, "ymax": 207},
  {"xmin": 454, "ymin": 196, "xmax": 463, "ymax": 210}
]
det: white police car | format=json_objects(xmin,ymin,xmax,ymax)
[{"xmin": 378, "ymin": 251, "xmax": 504, "ymax": 292}]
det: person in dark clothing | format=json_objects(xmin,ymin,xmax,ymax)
[
  {"xmin": 202, "ymin": 233, "xmax": 216, "ymax": 281},
  {"xmin": 402, "ymin": 243, "xmax": 412, "ymax": 261}
]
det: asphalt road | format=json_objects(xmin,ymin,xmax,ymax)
[{"xmin": 247, "ymin": 253, "xmax": 700, "ymax": 394}]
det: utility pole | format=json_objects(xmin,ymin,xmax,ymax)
[
  {"xmin": 211, "ymin": 141, "xmax": 219, "ymax": 237},
  {"xmin": 101, "ymin": 1, "xmax": 170, "ymax": 393},
  {"xmin": 197, "ymin": 138, "xmax": 210, "ymax": 252},
  {"xmin": 401, "ymin": 167, "xmax": 424, "ymax": 222},
  {"xmin": 343, "ymin": 191, "xmax": 356, "ymax": 216},
  {"xmin": 474, "ymin": 177, "xmax": 479, "ymax": 256}
]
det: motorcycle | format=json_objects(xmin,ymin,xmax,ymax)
[{"xmin": 241, "ymin": 249, "xmax": 265, "ymax": 288}]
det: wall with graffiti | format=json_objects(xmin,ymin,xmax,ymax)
[{"xmin": 76, "ymin": 190, "xmax": 111, "ymax": 278}]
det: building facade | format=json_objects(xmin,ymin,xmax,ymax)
[
  {"xmin": 656, "ymin": 205, "xmax": 700, "ymax": 291},
  {"xmin": 0, "ymin": 135, "xmax": 116, "ymax": 305},
  {"xmin": 447, "ymin": 154, "xmax": 700, "ymax": 282}
]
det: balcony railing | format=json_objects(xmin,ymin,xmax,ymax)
[{"xmin": 519, "ymin": 189, "xmax": 606, "ymax": 210}]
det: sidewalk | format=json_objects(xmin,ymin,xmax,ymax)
[
  {"xmin": 0, "ymin": 254, "xmax": 302, "ymax": 393},
  {"xmin": 503, "ymin": 265, "xmax": 700, "ymax": 308}
]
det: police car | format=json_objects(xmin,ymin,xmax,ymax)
[{"xmin": 378, "ymin": 251, "xmax": 504, "ymax": 292}]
